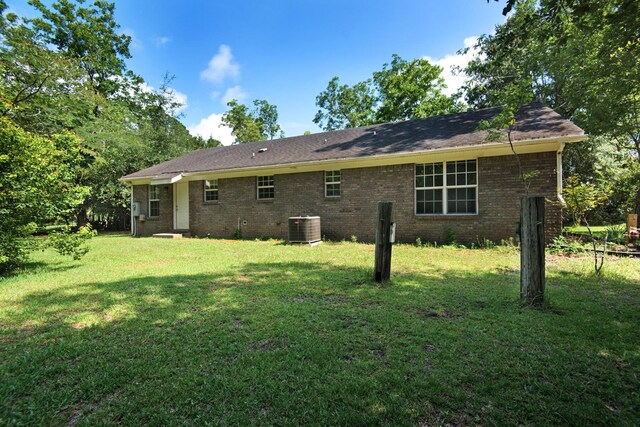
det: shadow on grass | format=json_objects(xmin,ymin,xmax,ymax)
[{"xmin": 2, "ymin": 261, "xmax": 639, "ymax": 426}]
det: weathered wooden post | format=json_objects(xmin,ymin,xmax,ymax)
[
  {"xmin": 374, "ymin": 202, "xmax": 393, "ymax": 282},
  {"xmin": 520, "ymin": 196, "xmax": 545, "ymax": 304}
]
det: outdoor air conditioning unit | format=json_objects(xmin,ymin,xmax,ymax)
[{"xmin": 288, "ymin": 216, "xmax": 321, "ymax": 244}]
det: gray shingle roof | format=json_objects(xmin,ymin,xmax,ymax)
[{"xmin": 122, "ymin": 103, "xmax": 584, "ymax": 180}]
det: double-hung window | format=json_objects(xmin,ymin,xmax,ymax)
[
  {"xmin": 257, "ymin": 176, "xmax": 274, "ymax": 200},
  {"xmin": 416, "ymin": 160, "xmax": 477, "ymax": 215},
  {"xmin": 149, "ymin": 185, "xmax": 160, "ymax": 217},
  {"xmin": 204, "ymin": 179, "xmax": 219, "ymax": 201},
  {"xmin": 325, "ymin": 170, "xmax": 341, "ymax": 197}
]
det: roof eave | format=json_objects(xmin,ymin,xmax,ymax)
[{"xmin": 120, "ymin": 134, "xmax": 585, "ymax": 184}]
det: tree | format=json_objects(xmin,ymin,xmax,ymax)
[
  {"xmin": 374, "ymin": 55, "xmax": 459, "ymax": 123},
  {"xmin": 253, "ymin": 99, "xmax": 283, "ymax": 140},
  {"xmin": 468, "ymin": 0, "xmax": 640, "ymax": 217},
  {"xmin": 222, "ymin": 99, "xmax": 284, "ymax": 143},
  {"xmin": 0, "ymin": 118, "xmax": 93, "ymax": 273},
  {"xmin": 313, "ymin": 55, "xmax": 460, "ymax": 131},
  {"xmin": 27, "ymin": 0, "xmax": 134, "ymax": 96},
  {"xmin": 0, "ymin": 8, "xmax": 95, "ymax": 135},
  {"xmin": 313, "ymin": 77, "xmax": 376, "ymax": 131},
  {"xmin": 222, "ymin": 100, "xmax": 263, "ymax": 143},
  {"xmin": 1, "ymin": 0, "xmax": 205, "ymax": 232},
  {"xmin": 563, "ymin": 176, "xmax": 611, "ymax": 227}
]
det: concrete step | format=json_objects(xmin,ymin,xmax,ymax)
[{"xmin": 152, "ymin": 233, "xmax": 184, "ymax": 239}]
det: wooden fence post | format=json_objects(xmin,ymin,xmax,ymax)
[
  {"xmin": 374, "ymin": 202, "xmax": 393, "ymax": 282},
  {"xmin": 520, "ymin": 196, "xmax": 545, "ymax": 304}
]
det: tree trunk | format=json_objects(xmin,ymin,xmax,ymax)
[{"xmin": 520, "ymin": 196, "xmax": 545, "ymax": 304}]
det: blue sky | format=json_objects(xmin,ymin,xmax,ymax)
[{"xmin": 8, "ymin": 1, "xmax": 507, "ymax": 144}]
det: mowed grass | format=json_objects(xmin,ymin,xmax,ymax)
[{"xmin": 1, "ymin": 236, "xmax": 639, "ymax": 426}]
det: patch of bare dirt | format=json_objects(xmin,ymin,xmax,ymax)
[
  {"xmin": 67, "ymin": 390, "xmax": 121, "ymax": 426},
  {"xmin": 417, "ymin": 309, "xmax": 461, "ymax": 320}
]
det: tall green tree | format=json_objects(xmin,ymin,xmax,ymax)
[
  {"xmin": 313, "ymin": 77, "xmax": 377, "ymax": 131},
  {"xmin": 0, "ymin": 8, "xmax": 95, "ymax": 135},
  {"xmin": 468, "ymin": 0, "xmax": 640, "ymax": 217},
  {"xmin": 253, "ymin": 99, "xmax": 284, "ymax": 140},
  {"xmin": 2, "ymin": 0, "xmax": 205, "ymax": 232},
  {"xmin": 27, "ymin": 0, "xmax": 134, "ymax": 96},
  {"xmin": 314, "ymin": 55, "xmax": 460, "ymax": 131},
  {"xmin": 222, "ymin": 99, "xmax": 284, "ymax": 143},
  {"xmin": 373, "ymin": 55, "xmax": 459, "ymax": 123}
]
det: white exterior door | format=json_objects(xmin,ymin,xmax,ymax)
[{"xmin": 174, "ymin": 181, "xmax": 190, "ymax": 230}]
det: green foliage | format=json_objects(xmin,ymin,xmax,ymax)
[
  {"xmin": 222, "ymin": 99, "xmax": 284, "ymax": 143},
  {"xmin": 563, "ymin": 176, "xmax": 611, "ymax": 226},
  {"xmin": 476, "ymin": 237, "xmax": 496, "ymax": 249},
  {"xmin": 373, "ymin": 54, "xmax": 460, "ymax": 123},
  {"xmin": 45, "ymin": 224, "xmax": 96, "ymax": 260},
  {"xmin": 0, "ymin": 0, "xmax": 208, "ymax": 267},
  {"xmin": 548, "ymin": 235, "xmax": 585, "ymax": 255},
  {"xmin": 1, "ymin": 3, "xmax": 205, "ymax": 231},
  {"xmin": 471, "ymin": 0, "xmax": 640, "ymax": 216},
  {"xmin": 0, "ymin": 10, "xmax": 95, "ymax": 134},
  {"xmin": 0, "ymin": 117, "xmax": 89, "ymax": 273},
  {"xmin": 252, "ymin": 99, "xmax": 284, "ymax": 140},
  {"xmin": 232, "ymin": 228, "xmax": 243, "ymax": 240},
  {"xmin": 443, "ymin": 227, "xmax": 456, "ymax": 245},
  {"xmin": 605, "ymin": 224, "xmax": 627, "ymax": 245},
  {"xmin": 27, "ymin": 0, "xmax": 133, "ymax": 96},
  {"xmin": 313, "ymin": 77, "xmax": 377, "ymax": 131},
  {"xmin": 314, "ymin": 55, "xmax": 461, "ymax": 131}
]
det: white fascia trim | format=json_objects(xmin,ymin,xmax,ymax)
[
  {"xmin": 123, "ymin": 135, "xmax": 585, "ymax": 184},
  {"xmin": 149, "ymin": 174, "xmax": 183, "ymax": 185}
]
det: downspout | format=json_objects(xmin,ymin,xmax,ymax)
[
  {"xmin": 557, "ymin": 142, "xmax": 566, "ymax": 205},
  {"xmin": 130, "ymin": 184, "xmax": 135, "ymax": 237}
]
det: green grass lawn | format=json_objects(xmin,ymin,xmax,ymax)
[
  {"xmin": 1, "ymin": 236, "xmax": 639, "ymax": 426},
  {"xmin": 563, "ymin": 223, "xmax": 626, "ymax": 237}
]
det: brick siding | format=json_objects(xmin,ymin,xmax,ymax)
[
  {"xmin": 132, "ymin": 184, "xmax": 173, "ymax": 235},
  {"xmin": 132, "ymin": 151, "xmax": 562, "ymax": 244}
]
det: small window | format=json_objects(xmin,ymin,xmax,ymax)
[
  {"xmin": 204, "ymin": 179, "xmax": 218, "ymax": 202},
  {"xmin": 149, "ymin": 185, "xmax": 160, "ymax": 217},
  {"xmin": 416, "ymin": 160, "xmax": 477, "ymax": 215},
  {"xmin": 325, "ymin": 170, "xmax": 341, "ymax": 197},
  {"xmin": 257, "ymin": 175, "xmax": 274, "ymax": 200}
]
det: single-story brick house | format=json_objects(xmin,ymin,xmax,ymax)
[{"xmin": 120, "ymin": 103, "xmax": 585, "ymax": 243}]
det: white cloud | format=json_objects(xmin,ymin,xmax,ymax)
[
  {"xmin": 221, "ymin": 85, "xmax": 247, "ymax": 105},
  {"xmin": 155, "ymin": 36, "xmax": 171, "ymax": 47},
  {"xmin": 188, "ymin": 113, "xmax": 235, "ymax": 145},
  {"xmin": 200, "ymin": 44, "xmax": 240, "ymax": 84},
  {"xmin": 424, "ymin": 36, "xmax": 480, "ymax": 96}
]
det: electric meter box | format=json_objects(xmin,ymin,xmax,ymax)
[{"xmin": 132, "ymin": 201, "xmax": 141, "ymax": 217}]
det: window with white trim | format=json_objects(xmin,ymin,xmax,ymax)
[
  {"xmin": 257, "ymin": 175, "xmax": 274, "ymax": 200},
  {"xmin": 149, "ymin": 185, "xmax": 160, "ymax": 217},
  {"xmin": 325, "ymin": 170, "xmax": 341, "ymax": 197},
  {"xmin": 204, "ymin": 179, "xmax": 218, "ymax": 202},
  {"xmin": 415, "ymin": 160, "xmax": 477, "ymax": 215}
]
